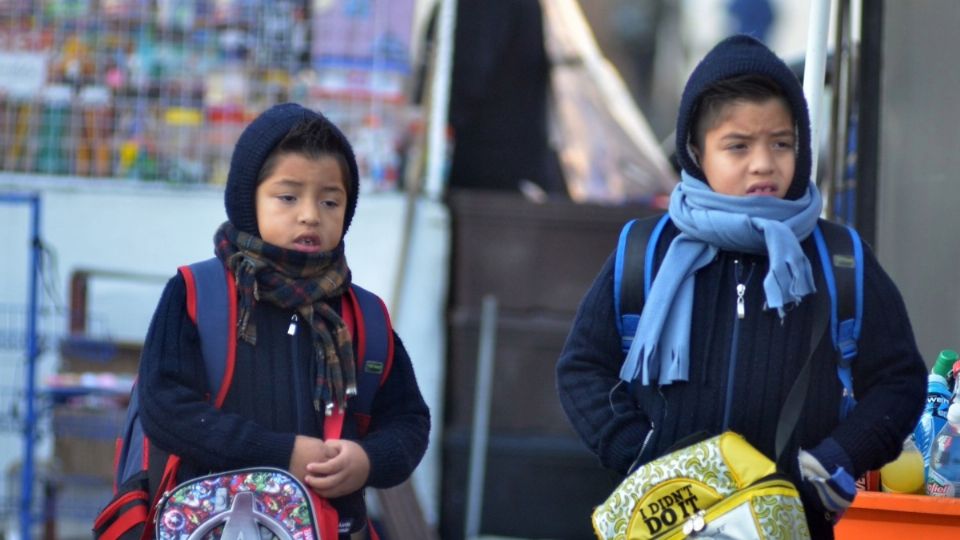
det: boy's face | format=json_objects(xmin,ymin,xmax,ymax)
[
  {"xmin": 255, "ymin": 153, "xmax": 347, "ymax": 253},
  {"xmin": 698, "ymin": 97, "xmax": 795, "ymax": 198}
]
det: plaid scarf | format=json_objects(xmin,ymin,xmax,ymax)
[{"xmin": 214, "ymin": 222, "xmax": 356, "ymax": 415}]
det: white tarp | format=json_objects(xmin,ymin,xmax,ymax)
[{"xmin": 542, "ymin": 0, "xmax": 677, "ymax": 204}]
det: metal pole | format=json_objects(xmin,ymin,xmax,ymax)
[
  {"xmin": 464, "ymin": 296, "xmax": 497, "ymax": 540},
  {"xmin": 824, "ymin": 0, "xmax": 847, "ymax": 219},
  {"xmin": 803, "ymin": 0, "xmax": 833, "ymax": 186},
  {"xmin": 856, "ymin": 0, "xmax": 882, "ymax": 245},
  {"xmin": 1, "ymin": 192, "xmax": 42, "ymax": 540},
  {"xmin": 423, "ymin": 0, "xmax": 458, "ymax": 200}
]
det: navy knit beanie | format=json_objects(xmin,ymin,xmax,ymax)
[
  {"xmin": 224, "ymin": 103, "xmax": 360, "ymax": 239},
  {"xmin": 675, "ymin": 34, "xmax": 811, "ymax": 200}
]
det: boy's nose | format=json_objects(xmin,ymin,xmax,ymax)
[
  {"xmin": 751, "ymin": 148, "xmax": 775, "ymax": 174},
  {"xmin": 298, "ymin": 205, "xmax": 320, "ymax": 225}
]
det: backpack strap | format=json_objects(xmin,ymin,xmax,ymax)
[
  {"xmin": 614, "ymin": 214, "xmax": 670, "ymax": 353},
  {"xmin": 812, "ymin": 222, "xmax": 864, "ymax": 418},
  {"xmin": 341, "ymin": 284, "xmax": 395, "ymax": 436},
  {"xmin": 612, "ymin": 216, "xmax": 865, "ymax": 419},
  {"xmin": 180, "ymin": 257, "xmax": 237, "ymax": 406},
  {"xmin": 181, "ymin": 260, "xmax": 394, "ymax": 432},
  {"xmin": 115, "ymin": 258, "xmax": 233, "ymax": 488},
  {"xmin": 129, "ymin": 259, "xmax": 238, "ymax": 535}
]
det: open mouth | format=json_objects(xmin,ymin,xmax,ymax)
[
  {"xmin": 747, "ymin": 185, "xmax": 778, "ymax": 195},
  {"xmin": 293, "ymin": 235, "xmax": 323, "ymax": 252}
]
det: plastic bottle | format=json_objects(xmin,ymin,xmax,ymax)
[
  {"xmin": 879, "ymin": 435, "xmax": 925, "ymax": 494},
  {"xmin": 927, "ymin": 402, "xmax": 960, "ymax": 497},
  {"xmin": 913, "ymin": 349, "xmax": 958, "ymax": 475}
]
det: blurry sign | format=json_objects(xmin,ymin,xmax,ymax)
[
  {"xmin": 0, "ymin": 52, "xmax": 47, "ymax": 98},
  {"xmin": 311, "ymin": 0, "xmax": 414, "ymax": 72}
]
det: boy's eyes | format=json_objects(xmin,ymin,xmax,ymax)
[
  {"xmin": 275, "ymin": 194, "xmax": 341, "ymax": 207},
  {"xmin": 725, "ymin": 140, "xmax": 794, "ymax": 151}
]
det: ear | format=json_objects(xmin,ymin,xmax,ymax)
[{"xmin": 688, "ymin": 142, "xmax": 702, "ymax": 166}]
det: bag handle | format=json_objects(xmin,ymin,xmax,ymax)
[{"xmin": 774, "ymin": 291, "xmax": 830, "ymax": 464}]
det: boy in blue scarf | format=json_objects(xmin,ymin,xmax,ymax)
[{"xmin": 556, "ymin": 35, "xmax": 926, "ymax": 538}]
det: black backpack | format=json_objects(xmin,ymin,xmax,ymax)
[
  {"xmin": 93, "ymin": 258, "xmax": 395, "ymax": 540},
  {"xmin": 613, "ymin": 214, "xmax": 864, "ymax": 418}
]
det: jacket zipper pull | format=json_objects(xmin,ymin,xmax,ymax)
[
  {"xmin": 736, "ymin": 283, "xmax": 746, "ymax": 319},
  {"xmin": 287, "ymin": 314, "xmax": 298, "ymax": 336},
  {"xmin": 734, "ymin": 259, "xmax": 746, "ymax": 319}
]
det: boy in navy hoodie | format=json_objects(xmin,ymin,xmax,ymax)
[
  {"xmin": 556, "ymin": 35, "xmax": 925, "ymax": 537},
  {"xmin": 137, "ymin": 103, "xmax": 430, "ymax": 539}
]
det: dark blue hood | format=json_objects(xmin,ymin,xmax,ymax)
[{"xmin": 674, "ymin": 34, "xmax": 812, "ymax": 200}]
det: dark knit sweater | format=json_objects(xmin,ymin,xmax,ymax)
[
  {"xmin": 138, "ymin": 273, "xmax": 430, "ymax": 531},
  {"xmin": 556, "ymin": 219, "xmax": 926, "ymax": 538}
]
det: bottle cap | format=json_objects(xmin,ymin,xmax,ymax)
[
  {"xmin": 933, "ymin": 349, "xmax": 959, "ymax": 378},
  {"xmin": 948, "ymin": 402, "xmax": 960, "ymax": 424}
]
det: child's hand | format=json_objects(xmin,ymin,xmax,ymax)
[
  {"xmin": 289, "ymin": 435, "xmax": 336, "ymax": 482},
  {"xmin": 798, "ymin": 449, "xmax": 857, "ymax": 523},
  {"xmin": 303, "ymin": 439, "xmax": 370, "ymax": 498}
]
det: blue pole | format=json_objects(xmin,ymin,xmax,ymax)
[{"xmin": 1, "ymin": 192, "xmax": 42, "ymax": 540}]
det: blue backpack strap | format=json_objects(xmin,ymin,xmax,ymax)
[
  {"xmin": 179, "ymin": 257, "xmax": 236, "ymax": 405},
  {"xmin": 812, "ymin": 222, "xmax": 864, "ymax": 418},
  {"xmin": 614, "ymin": 213, "xmax": 670, "ymax": 353},
  {"xmin": 115, "ymin": 384, "xmax": 147, "ymax": 487},
  {"xmin": 110, "ymin": 259, "xmax": 233, "ymax": 519},
  {"xmin": 345, "ymin": 285, "xmax": 394, "ymax": 435}
]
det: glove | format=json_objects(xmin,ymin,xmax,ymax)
[{"xmin": 798, "ymin": 441, "xmax": 857, "ymax": 523}]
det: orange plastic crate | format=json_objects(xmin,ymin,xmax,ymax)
[{"xmin": 835, "ymin": 491, "xmax": 960, "ymax": 537}]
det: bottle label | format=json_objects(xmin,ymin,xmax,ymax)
[
  {"xmin": 931, "ymin": 394, "xmax": 951, "ymax": 418},
  {"xmin": 927, "ymin": 468, "xmax": 959, "ymax": 497}
]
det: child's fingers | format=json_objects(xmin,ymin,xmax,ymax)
[
  {"xmin": 305, "ymin": 458, "xmax": 342, "ymax": 476},
  {"xmin": 303, "ymin": 470, "xmax": 350, "ymax": 498}
]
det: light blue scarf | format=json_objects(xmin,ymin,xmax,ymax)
[{"xmin": 620, "ymin": 171, "xmax": 823, "ymax": 386}]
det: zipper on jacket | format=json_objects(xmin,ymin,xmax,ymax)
[
  {"xmin": 723, "ymin": 258, "xmax": 754, "ymax": 431},
  {"xmin": 287, "ymin": 313, "xmax": 298, "ymax": 336},
  {"xmin": 288, "ymin": 313, "xmax": 310, "ymax": 432}
]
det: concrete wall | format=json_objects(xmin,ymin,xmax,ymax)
[{"xmin": 875, "ymin": 2, "xmax": 960, "ymax": 362}]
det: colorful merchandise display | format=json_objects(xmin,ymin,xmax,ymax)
[
  {"xmin": 837, "ymin": 348, "xmax": 960, "ymax": 537},
  {"xmin": 0, "ymin": 0, "xmax": 416, "ymax": 190}
]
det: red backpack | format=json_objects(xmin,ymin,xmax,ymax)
[{"xmin": 93, "ymin": 258, "xmax": 394, "ymax": 540}]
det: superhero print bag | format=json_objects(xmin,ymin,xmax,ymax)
[{"xmin": 154, "ymin": 467, "xmax": 338, "ymax": 540}]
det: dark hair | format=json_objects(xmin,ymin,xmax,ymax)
[
  {"xmin": 257, "ymin": 118, "xmax": 352, "ymax": 191},
  {"xmin": 690, "ymin": 74, "xmax": 791, "ymax": 152}
]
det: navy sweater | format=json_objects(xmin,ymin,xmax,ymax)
[
  {"xmin": 138, "ymin": 273, "xmax": 430, "ymax": 532},
  {"xmin": 556, "ymin": 220, "xmax": 926, "ymax": 538}
]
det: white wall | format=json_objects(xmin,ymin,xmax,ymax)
[{"xmin": 0, "ymin": 174, "xmax": 447, "ymax": 525}]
